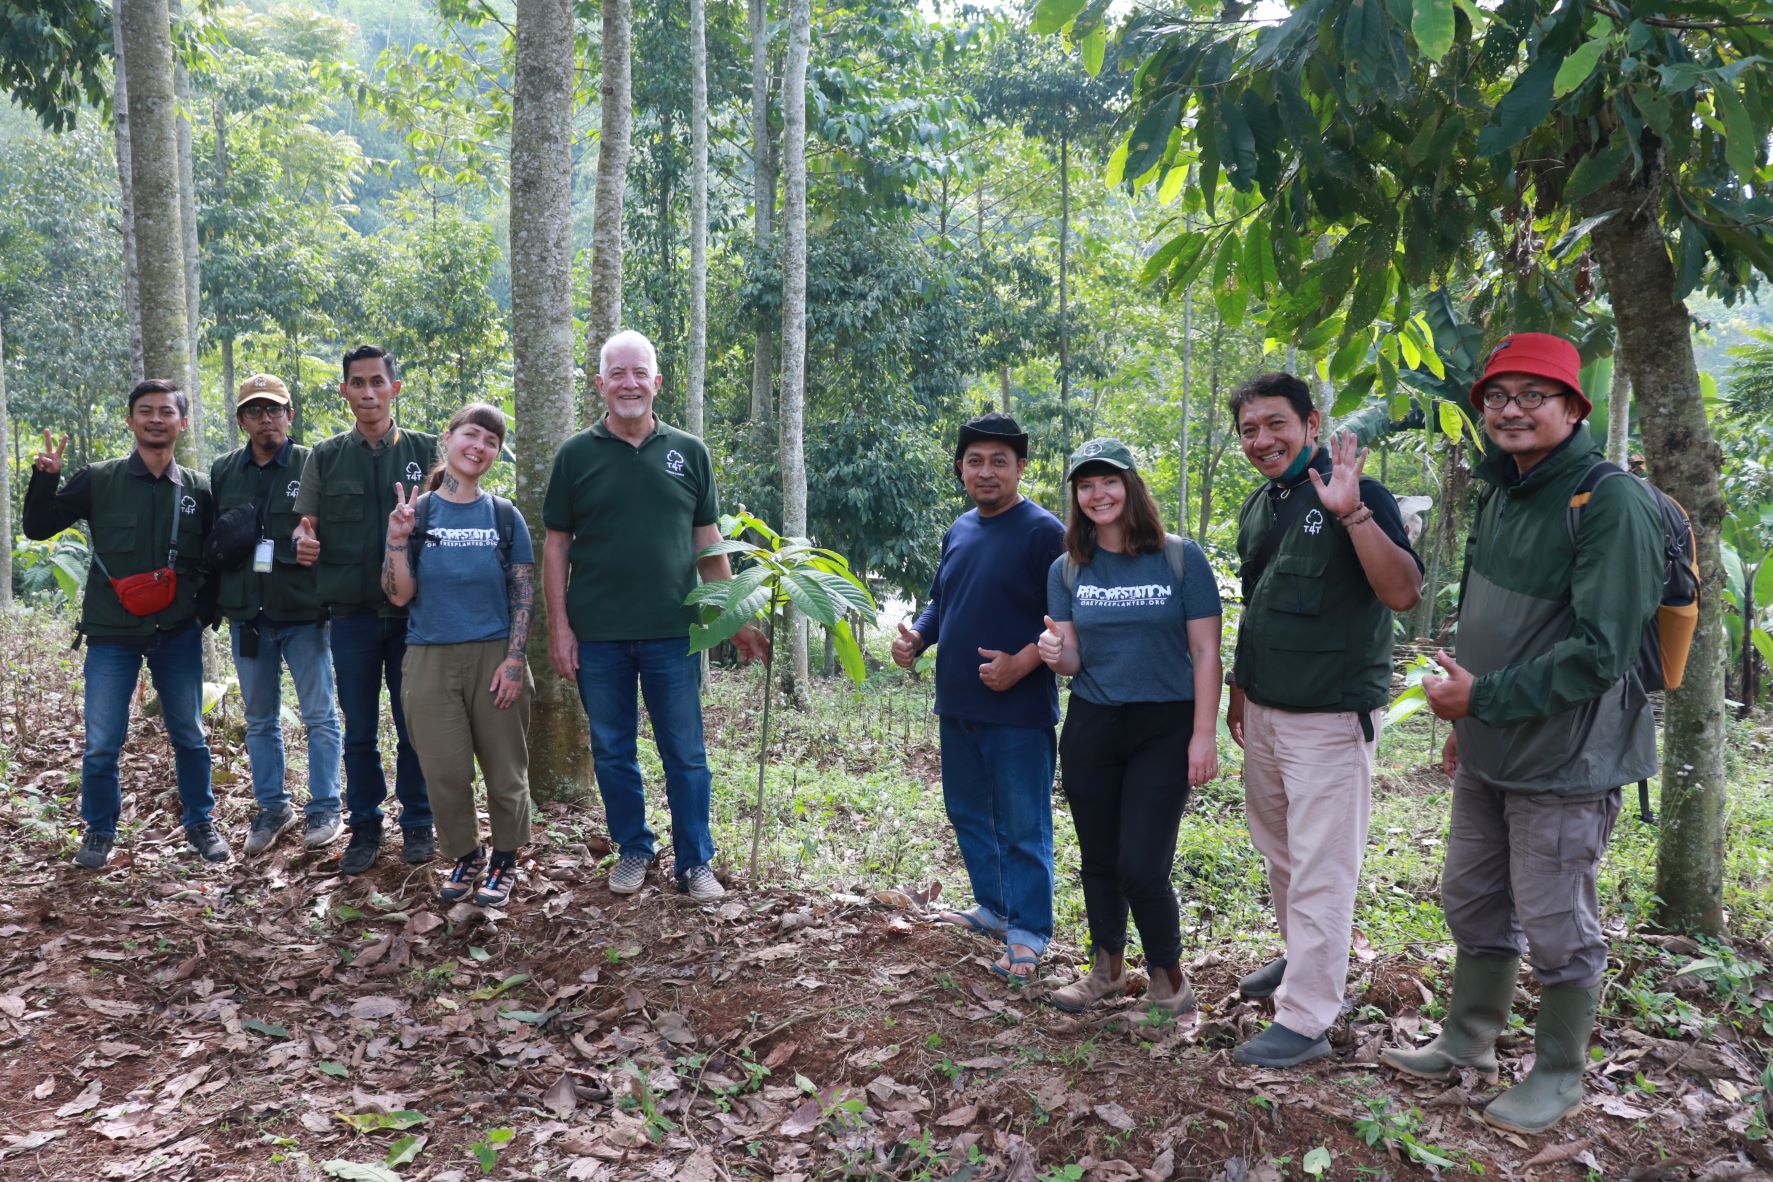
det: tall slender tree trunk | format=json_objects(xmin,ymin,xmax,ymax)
[
  {"xmin": 0, "ymin": 311, "xmax": 10, "ymax": 608},
  {"xmin": 686, "ymin": 0, "xmax": 708, "ymax": 436},
  {"xmin": 583, "ymin": 0, "xmax": 632, "ymax": 409},
  {"xmin": 111, "ymin": 1, "xmax": 144, "ymax": 385},
  {"xmin": 1606, "ymin": 342, "xmax": 1632, "ymax": 467},
  {"xmin": 173, "ymin": 3, "xmax": 202, "ymax": 463},
  {"xmin": 1197, "ymin": 321, "xmax": 1223, "ymax": 538},
  {"xmin": 778, "ymin": 0, "xmax": 811, "ymax": 696},
  {"xmin": 1057, "ymin": 131, "xmax": 1071, "ymax": 461},
  {"xmin": 214, "ymin": 96, "xmax": 240, "ymax": 453},
  {"xmin": 748, "ymin": 0, "xmax": 775, "ymax": 427},
  {"xmin": 512, "ymin": 0, "xmax": 590, "ymax": 800},
  {"xmin": 1178, "ymin": 286, "xmax": 1192, "ymax": 534},
  {"xmin": 120, "ymin": 0, "xmax": 190, "ymax": 429},
  {"xmin": 1588, "ymin": 175, "xmax": 1726, "ymax": 936}
]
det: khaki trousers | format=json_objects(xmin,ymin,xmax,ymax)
[
  {"xmin": 401, "ymin": 640, "xmax": 534, "ymax": 859},
  {"xmin": 1241, "ymin": 698, "xmax": 1378, "ymax": 1038}
]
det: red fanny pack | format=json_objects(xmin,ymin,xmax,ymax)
[
  {"xmin": 92, "ymin": 477, "xmax": 185, "ymax": 618},
  {"xmin": 107, "ymin": 568, "xmax": 178, "ymax": 617}
]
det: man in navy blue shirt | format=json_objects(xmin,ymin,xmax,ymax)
[{"xmin": 893, "ymin": 413, "xmax": 1065, "ymax": 983}]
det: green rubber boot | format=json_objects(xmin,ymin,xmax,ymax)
[
  {"xmin": 1481, "ymin": 983, "xmax": 1600, "ymax": 1135},
  {"xmin": 1380, "ymin": 954, "xmax": 1519, "ymax": 1085}
]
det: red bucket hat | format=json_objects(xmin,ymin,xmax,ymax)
[{"xmin": 1469, "ymin": 332, "xmax": 1591, "ymax": 418}]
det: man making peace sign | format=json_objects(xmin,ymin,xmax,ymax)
[{"xmin": 23, "ymin": 381, "xmax": 222, "ymax": 868}]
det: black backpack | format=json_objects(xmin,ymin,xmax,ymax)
[{"xmin": 409, "ymin": 492, "xmax": 520, "ymax": 573}]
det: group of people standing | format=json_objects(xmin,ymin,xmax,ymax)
[
  {"xmin": 25, "ymin": 330, "xmax": 757, "ymax": 908},
  {"xmin": 897, "ymin": 332, "xmax": 1663, "ymax": 1136},
  {"xmin": 28, "ymin": 328, "xmax": 1659, "ymax": 1135}
]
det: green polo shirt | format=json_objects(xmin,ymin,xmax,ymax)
[{"xmin": 543, "ymin": 415, "xmax": 720, "ymax": 642}]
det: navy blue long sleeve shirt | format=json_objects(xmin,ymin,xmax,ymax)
[{"xmin": 912, "ymin": 497, "xmax": 1065, "ymax": 727}]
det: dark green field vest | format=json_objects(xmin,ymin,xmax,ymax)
[
  {"xmin": 1232, "ymin": 474, "xmax": 1394, "ymax": 714},
  {"xmin": 210, "ymin": 443, "xmax": 320, "ymax": 623},
  {"xmin": 309, "ymin": 427, "xmax": 436, "ymax": 615},
  {"xmin": 83, "ymin": 458, "xmax": 212, "ymax": 640}
]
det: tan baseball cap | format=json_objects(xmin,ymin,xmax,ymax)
[{"xmin": 235, "ymin": 373, "xmax": 292, "ymax": 407}]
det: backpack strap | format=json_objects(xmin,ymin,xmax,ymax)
[
  {"xmin": 1062, "ymin": 552, "xmax": 1078, "ymax": 595},
  {"xmin": 1565, "ymin": 460, "xmax": 1628, "ymax": 546},
  {"xmin": 492, "ymin": 495, "xmax": 517, "ymax": 571}
]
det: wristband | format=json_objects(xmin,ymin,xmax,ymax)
[{"xmin": 1338, "ymin": 505, "xmax": 1374, "ymax": 529}]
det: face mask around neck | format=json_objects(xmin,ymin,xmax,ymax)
[{"xmin": 1277, "ymin": 444, "xmax": 1315, "ymax": 484}]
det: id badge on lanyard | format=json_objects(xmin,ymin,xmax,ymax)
[{"xmin": 253, "ymin": 538, "xmax": 275, "ymax": 573}]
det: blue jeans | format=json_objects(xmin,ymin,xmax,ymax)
[
  {"xmin": 574, "ymin": 638, "xmax": 715, "ymax": 875},
  {"xmin": 938, "ymin": 717, "xmax": 1057, "ymax": 955},
  {"xmin": 330, "ymin": 612, "xmax": 429, "ymax": 830},
  {"xmin": 230, "ymin": 619, "xmax": 343, "ymax": 818},
  {"xmin": 81, "ymin": 623, "xmax": 212, "ymax": 836}
]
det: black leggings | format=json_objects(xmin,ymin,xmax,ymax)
[{"xmin": 1059, "ymin": 696, "xmax": 1194, "ymax": 970}]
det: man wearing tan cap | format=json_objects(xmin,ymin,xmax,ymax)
[{"xmin": 208, "ymin": 374, "xmax": 343, "ymax": 855}]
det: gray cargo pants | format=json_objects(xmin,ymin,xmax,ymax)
[{"xmin": 1439, "ymin": 767, "xmax": 1621, "ymax": 989}]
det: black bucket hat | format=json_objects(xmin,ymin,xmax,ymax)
[{"xmin": 953, "ymin": 412, "xmax": 1029, "ymax": 478}]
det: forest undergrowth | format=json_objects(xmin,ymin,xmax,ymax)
[{"xmin": 2, "ymin": 606, "xmax": 1772, "ymax": 1181}]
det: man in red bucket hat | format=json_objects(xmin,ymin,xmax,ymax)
[{"xmin": 1381, "ymin": 331, "xmax": 1662, "ymax": 1134}]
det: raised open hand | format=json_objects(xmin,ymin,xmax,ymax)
[
  {"xmin": 34, "ymin": 429, "xmax": 69, "ymax": 475},
  {"xmin": 386, "ymin": 482, "xmax": 419, "ymax": 545},
  {"xmin": 1307, "ymin": 429, "xmax": 1366, "ymax": 518}
]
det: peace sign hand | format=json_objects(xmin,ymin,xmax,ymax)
[
  {"xmin": 1308, "ymin": 429, "xmax": 1367, "ymax": 518},
  {"xmin": 34, "ymin": 430, "xmax": 69, "ymax": 475},
  {"xmin": 387, "ymin": 482, "xmax": 419, "ymax": 545}
]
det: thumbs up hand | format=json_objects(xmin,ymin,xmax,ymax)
[
  {"xmin": 293, "ymin": 515, "xmax": 320, "ymax": 566},
  {"xmin": 891, "ymin": 620, "xmax": 924, "ymax": 670},
  {"xmin": 1037, "ymin": 615, "xmax": 1065, "ymax": 668},
  {"xmin": 1423, "ymin": 648, "xmax": 1475, "ymax": 721}
]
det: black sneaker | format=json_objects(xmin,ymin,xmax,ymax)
[
  {"xmin": 186, "ymin": 823, "xmax": 232, "ymax": 864},
  {"xmin": 74, "ymin": 832, "xmax": 115, "ymax": 869},
  {"xmin": 401, "ymin": 827, "xmax": 436, "ymax": 864},
  {"xmin": 339, "ymin": 822, "xmax": 383, "ymax": 875},
  {"xmin": 244, "ymin": 805, "xmax": 297, "ymax": 857},
  {"xmin": 439, "ymin": 849, "xmax": 484, "ymax": 903},
  {"xmin": 474, "ymin": 860, "xmax": 517, "ymax": 908}
]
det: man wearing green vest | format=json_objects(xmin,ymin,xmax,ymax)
[
  {"xmin": 1226, "ymin": 372, "xmax": 1423, "ymax": 1067},
  {"xmin": 292, "ymin": 345, "xmax": 438, "ymax": 874},
  {"xmin": 210, "ymin": 374, "xmax": 343, "ymax": 856},
  {"xmin": 1383, "ymin": 333, "xmax": 1661, "ymax": 1134},
  {"xmin": 23, "ymin": 380, "xmax": 224, "ymax": 868}
]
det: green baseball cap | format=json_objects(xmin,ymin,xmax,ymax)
[{"xmin": 1065, "ymin": 437, "xmax": 1137, "ymax": 481}]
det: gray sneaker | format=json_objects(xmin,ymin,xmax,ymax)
[
  {"xmin": 74, "ymin": 832, "xmax": 114, "ymax": 869},
  {"xmin": 244, "ymin": 806, "xmax": 297, "ymax": 856},
  {"xmin": 304, "ymin": 812, "xmax": 344, "ymax": 848},
  {"xmin": 186, "ymin": 823, "xmax": 232, "ymax": 864},
  {"xmin": 680, "ymin": 864, "xmax": 726, "ymax": 902},
  {"xmin": 608, "ymin": 851, "xmax": 653, "ymax": 895}
]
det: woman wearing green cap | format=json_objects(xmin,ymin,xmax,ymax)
[{"xmin": 1037, "ymin": 438, "xmax": 1223, "ymax": 1016}]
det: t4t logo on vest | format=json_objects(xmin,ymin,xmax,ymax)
[
  {"xmin": 286, "ymin": 480, "xmax": 301, "ymax": 499},
  {"xmin": 181, "ymin": 495, "xmax": 198, "ymax": 516},
  {"xmin": 1302, "ymin": 508, "xmax": 1324, "ymax": 535},
  {"xmin": 405, "ymin": 461, "xmax": 424, "ymax": 483},
  {"xmin": 665, "ymin": 449, "xmax": 686, "ymax": 476}
]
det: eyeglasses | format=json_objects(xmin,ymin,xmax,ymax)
[
  {"xmin": 239, "ymin": 404, "xmax": 288, "ymax": 421},
  {"xmin": 1481, "ymin": 388, "xmax": 1565, "ymax": 411}
]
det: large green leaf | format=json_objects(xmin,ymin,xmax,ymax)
[
  {"xmin": 1553, "ymin": 36, "xmax": 1608, "ymax": 98},
  {"xmin": 1713, "ymin": 79, "xmax": 1759, "ymax": 183},
  {"xmin": 779, "ymin": 571, "xmax": 841, "ymax": 628},
  {"xmin": 1475, "ymin": 50, "xmax": 1561, "ymax": 157},
  {"xmin": 1079, "ymin": 26, "xmax": 1105, "ymax": 77},
  {"xmin": 1411, "ymin": 0, "xmax": 1454, "ymax": 63},
  {"xmin": 1032, "ymin": 0, "xmax": 1087, "ymax": 36},
  {"xmin": 1244, "ymin": 220, "xmax": 1278, "ymax": 296},
  {"xmin": 1140, "ymin": 230, "xmax": 1204, "ymax": 286},
  {"xmin": 831, "ymin": 619, "xmax": 867, "ymax": 685},
  {"xmin": 1124, "ymin": 94, "xmax": 1183, "ymax": 188},
  {"xmin": 1754, "ymin": 556, "xmax": 1773, "ymax": 608},
  {"xmin": 800, "ymin": 567, "xmax": 877, "ymax": 617},
  {"xmin": 1564, "ymin": 145, "xmax": 1629, "ymax": 204}
]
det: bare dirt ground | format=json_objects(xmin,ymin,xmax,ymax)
[{"xmin": 1, "ymin": 666, "xmax": 1769, "ymax": 1180}]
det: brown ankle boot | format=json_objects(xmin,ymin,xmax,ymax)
[
  {"xmin": 1146, "ymin": 964, "xmax": 1198, "ymax": 1017},
  {"xmin": 1049, "ymin": 951, "xmax": 1127, "ymax": 1013}
]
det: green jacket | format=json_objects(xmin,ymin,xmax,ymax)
[
  {"xmin": 209, "ymin": 440, "xmax": 319, "ymax": 623},
  {"xmin": 85, "ymin": 457, "xmax": 213, "ymax": 639},
  {"xmin": 1232, "ymin": 450, "xmax": 1399, "ymax": 714},
  {"xmin": 296, "ymin": 425, "xmax": 436, "ymax": 616},
  {"xmin": 1454, "ymin": 424, "xmax": 1663, "ymax": 794}
]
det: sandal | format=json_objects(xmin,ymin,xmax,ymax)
[
  {"xmin": 991, "ymin": 947, "xmax": 1041, "ymax": 987},
  {"xmin": 935, "ymin": 908, "xmax": 1007, "ymax": 937}
]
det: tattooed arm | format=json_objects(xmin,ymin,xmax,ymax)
[{"xmin": 490, "ymin": 562, "xmax": 534, "ymax": 708}]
